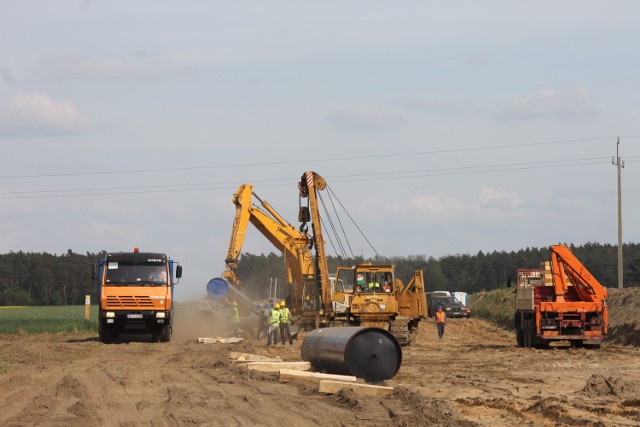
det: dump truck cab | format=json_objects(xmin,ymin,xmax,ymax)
[{"xmin": 96, "ymin": 249, "xmax": 182, "ymax": 343}]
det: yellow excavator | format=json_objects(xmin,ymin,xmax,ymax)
[
  {"xmin": 297, "ymin": 171, "xmax": 428, "ymax": 345},
  {"xmin": 216, "ymin": 172, "xmax": 428, "ymax": 345}
]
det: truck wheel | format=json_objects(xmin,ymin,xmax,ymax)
[
  {"xmin": 515, "ymin": 317, "xmax": 524, "ymax": 347},
  {"xmin": 522, "ymin": 317, "xmax": 533, "ymax": 347},
  {"xmin": 160, "ymin": 325, "xmax": 171, "ymax": 342},
  {"xmin": 99, "ymin": 323, "xmax": 112, "ymax": 344}
]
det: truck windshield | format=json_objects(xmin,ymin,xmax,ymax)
[{"xmin": 105, "ymin": 261, "xmax": 168, "ymax": 286}]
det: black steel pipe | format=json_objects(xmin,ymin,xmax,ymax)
[{"xmin": 301, "ymin": 326, "xmax": 402, "ymax": 383}]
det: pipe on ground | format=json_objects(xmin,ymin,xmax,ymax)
[{"xmin": 301, "ymin": 326, "xmax": 402, "ymax": 383}]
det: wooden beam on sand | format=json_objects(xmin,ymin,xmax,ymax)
[
  {"xmin": 229, "ymin": 352, "xmax": 282, "ymax": 362},
  {"xmin": 319, "ymin": 380, "xmax": 394, "ymax": 397},
  {"xmin": 278, "ymin": 369, "xmax": 357, "ymax": 383},
  {"xmin": 245, "ymin": 361, "xmax": 311, "ymax": 372},
  {"xmin": 197, "ymin": 337, "xmax": 243, "ymax": 344}
]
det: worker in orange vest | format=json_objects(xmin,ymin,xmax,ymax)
[{"xmin": 435, "ymin": 305, "xmax": 446, "ymax": 339}]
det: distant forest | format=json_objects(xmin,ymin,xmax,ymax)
[
  {"xmin": 0, "ymin": 250, "xmax": 104, "ymax": 306},
  {"xmin": 236, "ymin": 242, "xmax": 640, "ymax": 300},
  {"xmin": 0, "ymin": 243, "xmax": 638, "ymax": 306}
]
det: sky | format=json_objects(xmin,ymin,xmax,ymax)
[{"xmin": 1, "ymin": 1, "xmax": 639, "ymax": 300}]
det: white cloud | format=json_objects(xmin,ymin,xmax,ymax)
[
  {"xmin": 408, "ymin": 187, "xmax": 523, "ymax": 221},
  {"xmin": 478, "ymin": 187, "xmax": 522, "ymax": 209},
  {"xmin": 0, "ymin": 92, "xmax": 91, "ymax": 137},
  {"xmin": 326, "ymin": 106, "xmax": 405, "ymax": 132},
  {"xmin": 36, "ymin": 53, "xmax": 191, "ymax": 80},
  {"xmin": 409, "ymin": 195, "xmax": 465, "ymax": 215},
  {"xmin": 498, "ymin": 87, "xmax": 597, "ymax": 120}
]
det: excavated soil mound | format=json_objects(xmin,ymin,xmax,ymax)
[
  {"xmin": 581, "ymin": 374, "xmax": 632, "ymax": 398},
  {"xmin": 605, "ymin": 287, "xmax": 640, "ymax": 346}
]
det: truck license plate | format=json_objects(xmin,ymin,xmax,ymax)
[{"xmin": 127, "ymin": 314, "xmax": 143, "ymax": 319}]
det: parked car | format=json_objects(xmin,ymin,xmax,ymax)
[{"xmin": 428, "ymin": 296, "xmax": 471, "ymax": 318}]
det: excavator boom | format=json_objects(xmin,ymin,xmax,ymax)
[{"xmin": 217, "ymin": 183, "xmax": 315, "ymax": 316}]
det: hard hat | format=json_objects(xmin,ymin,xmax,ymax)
[
  {"xmin": 280, "ymin": 300, "xmax": 286, "ymax": 307},
  {"xmin": 305, "ymin": 295, "xmax": 310, "ymax": 301},
  {"xmin": 275, "ymin": 303, "xmax": 280, "ymax": 309},
  {"xmin": 438, "ymin": 305, "xmax": 443, "ymax": 309}
]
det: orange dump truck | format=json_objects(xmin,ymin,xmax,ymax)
[
  {"xmin": 514, "ymin": 245, "xmax": 608, "ymax": 349},
  {"xmin": 95, "ymin": 249, "xmax": 182, "ymax": 343}
]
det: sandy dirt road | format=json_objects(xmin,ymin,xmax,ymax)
[{"xmin": 1, "ymin": 312, "xmax": 639, "ymax": 426}]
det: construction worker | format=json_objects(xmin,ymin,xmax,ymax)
[
  {"xmin": 435, "ymin": 305, "xmax": 446, "ymax": 339},
  {"xmin": 231, "ymin": 301, "xmax": 241, "ymax": 337},
  {"xmin": 256, "ymin": 303, "xmax": 269, "ymax": 339},
  {"xmin": 279, "ymin": 300, "xmax": 293, "ymax": 345},
  {"xmin": 267, "ymin": 303, "xmax": 281, "ymax": 346},
  {"xmin": 368, "ymin": 280, "xmax": 381, "ymax": 292}
]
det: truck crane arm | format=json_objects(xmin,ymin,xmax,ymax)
[{"xmin": 550, "ymin": 244, "xmax": 608, "ymax": 303}]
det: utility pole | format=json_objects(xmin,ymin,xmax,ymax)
[{"xmin": 612, "ymin": 138, "xmax": 624, "ymax": 289}]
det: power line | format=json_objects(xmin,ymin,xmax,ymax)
[
  {"xmin": 0, "ymin": 157, "xmax": 611, "ymax": 200},
  {"xmin": 0, "ymin": 155, "xmax": 608, "ymax": 196},
  {"xmin": 0, "ymin": 136, "xmax": 623, "ymax": 181}
]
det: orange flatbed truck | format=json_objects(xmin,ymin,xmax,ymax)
[
  {"xmin": 514, "ymin": 244, "xmax": 608, "ymax": 349},
  {"xmin": 95, "ymin": 248, "xmax": 182, "ymax": 343}
]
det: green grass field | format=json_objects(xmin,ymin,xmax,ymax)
[{"xmin": 0, "ymin": 305, "xmax": 99, "ymax": 334}]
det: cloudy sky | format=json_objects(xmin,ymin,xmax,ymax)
[{"xmin": 1, "ymin": 1, "xmax": 639, "ymax": 300}]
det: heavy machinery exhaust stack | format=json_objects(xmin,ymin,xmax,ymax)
[{"xmin": 301, "ymin": 326, "xmax": 402, "ymax": 383}]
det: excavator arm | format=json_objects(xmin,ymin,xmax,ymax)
[
  {"xmin": 550, "ymin": 244, "xmax": 608, "ymax": 303},
  {"xmin": 223, "ymin": 184, "xmax": 315, "ymax": 291}
]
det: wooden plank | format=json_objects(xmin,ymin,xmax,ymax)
[
  {"xmin": 216, "ymin": 337, "xmax": 243, "ymax": 344},
  {"xmin": 197, "ymin": 337, "xmax": 244, "ymax": 344},
  {"xmin": 233, "ymin": 357, "xmax": 282, "ymax": 364},
  {"xmin": 246, "ymin": 361, "xmax": 311, "ymax": 372},
  {"xmin": 229, "ymin": 352, "xmax": 282, "ymax": 362},
  {"xmin": 319, "ymin": 380, "xmax": 394, "ymax": 397},
  {"xmin": 278, "ymin": 369, "xmax": 357, "ymax": 383}
]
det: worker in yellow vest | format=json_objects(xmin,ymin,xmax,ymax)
[
  {"xmin": 231, "ymin": 301, "xmax": 241, "ymax": 337},
  {"xmin": 279, "ymin": 300, "xmax": 293, "ymax": 345},
  {"xmin": 267, "ymin": 303, "xmax": 281, "ymax": 346}
]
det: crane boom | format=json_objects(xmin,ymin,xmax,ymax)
[{"xmin": 549, "ymin": 244, "xmax": 608, "ymax": 304}]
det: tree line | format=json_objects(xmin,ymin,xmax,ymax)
[
  {"xmin": 0, "ymin": 243, "xmax": 638, "ymax": 306},
  {"xmin": 233, "ymin": 242, "xmax": 640, "ymax": 299},
  {"xmin": 0, "ymin": 250, "xmax": 104, "ymax": 306}
]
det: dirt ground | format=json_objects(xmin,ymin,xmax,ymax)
[{"xmin": 2, "ymin": 289, "xmax": 640, "ymax": 427}]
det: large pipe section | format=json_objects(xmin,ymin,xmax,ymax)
[
  {"xmin": 301, "ymin": 326, "xmax": 402, "ymax": 383},
  {"xmin": 206, "ymin": 277, "xmax": 260, "ymax": 315}
]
